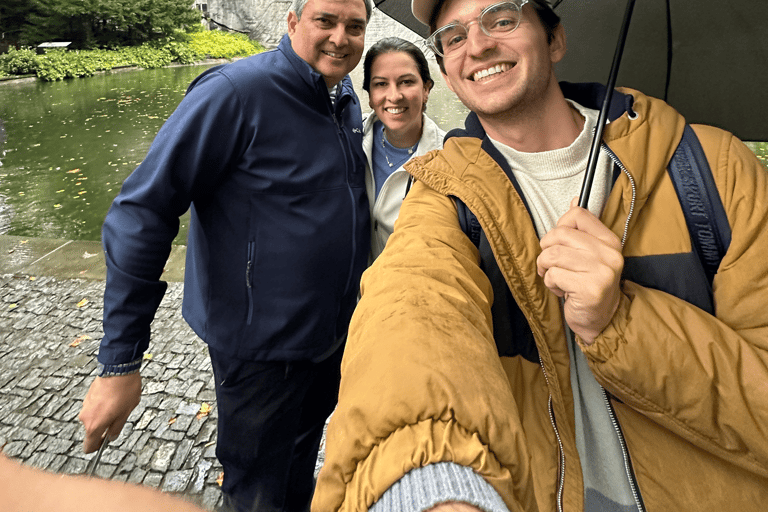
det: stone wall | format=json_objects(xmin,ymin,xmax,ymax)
[{"xmin": 204, "ymin": 1, "xmax": 426, "ymax": 51}]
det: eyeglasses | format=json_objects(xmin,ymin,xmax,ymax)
[{"xmin": 426, "ymin": 0, "xmax": 530, "ymax": 58}]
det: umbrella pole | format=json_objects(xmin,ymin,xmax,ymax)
[{"xmin": 578, "ymin": 0, "xmax": 637, "ymax": 209}]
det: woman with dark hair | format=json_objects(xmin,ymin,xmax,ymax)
[{"xmin": 362, "ymin": 37, "xmax": 446, "ymax": 260}]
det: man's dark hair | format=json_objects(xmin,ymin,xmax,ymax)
[
  {"xmin": 363, "ymin": 37, "xmax": 435, "ymax": 94},
  {"xmin": 429, "ymin": 0, "xmax": 561, "ymax": 73}
]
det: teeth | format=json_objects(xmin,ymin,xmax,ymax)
[
  {"xmin": 325, "ymin": 51, "xmax": 344, "ymax": 58},
  {"xmin": 473, "ymin": 63, "xmax": 511, "ymax": 82},
  {"xmin": 386, "ymin": 107, "xmax": 406, "ymax": 114}
]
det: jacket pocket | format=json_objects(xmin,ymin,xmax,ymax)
[{"xmin": 246, "ymin": 240, "xmax": 256, "ymax": 326}]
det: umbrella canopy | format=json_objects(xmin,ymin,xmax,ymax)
[{"xmin": 373, "ymin": 0, "xmax": 768, "ymax": 142}]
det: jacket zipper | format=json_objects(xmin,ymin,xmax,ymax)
[
  {"xmin": 539, "ymin": 145, "xmax": 640, "ymax": 512},
  {"xmin": 245, "ymin": 240, "xmax": 255, "ymax": 326},
  {"xmin": 602, "ymin": 389, "xmax": 645, "ymax": 511},
  {"xmin": 601, "ymin": 144, "xmax": 645, "ymax": 511},
  {"xmin": 602, "ymin": 144, "xmax": 637, "ymax": 246},
  {"xmin": 328, "ymin": 87, "xmax": 359, "ymax": 297},
  {"xmin": 539, "ymin": 356, "xmax": 565, "ymax": 512}
]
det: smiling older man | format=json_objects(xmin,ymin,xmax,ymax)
[{"xmin": 77, "ymin": 1, "xmax": 372, "ymax": 511}]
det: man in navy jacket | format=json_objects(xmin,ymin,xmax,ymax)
[{"xmin": 78, "ymin": 0, "xmax": 372, "ymax": 510}]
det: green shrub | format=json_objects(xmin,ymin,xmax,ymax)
[
  {"xmin": 3, "ymin": 31, "xmax": 265, "ymax": 81},
  {"xmin": 188, "ymin": 31, "xmax": 265, "ymax": 60},
  {"xmin": 34, "ymin": 50, "xmax": 68, "ymax": 81},
  {"xmin": 166, "ymin": 40, "xmax": 203, "ymax": 65},
  {"xmin": 1, "ymin": 47, "xmax": 38, "ymax": 75}
]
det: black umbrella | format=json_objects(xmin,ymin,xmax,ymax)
[{"xmin": 375, "ymin": 0, "xmax": 768, "ymax": 203}]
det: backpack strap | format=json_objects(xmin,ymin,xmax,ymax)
[
  {"xmin": 667, "ymin": 125, "xmax": 731, "ymax": 284},
  {"xmin": 456, "ymin": 125, "xmax": 730, "ymax": 285}
]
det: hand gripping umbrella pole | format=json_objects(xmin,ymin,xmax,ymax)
[{"xmin": 578, "ymin": 0, "xmax": 637, "ymax": 209}]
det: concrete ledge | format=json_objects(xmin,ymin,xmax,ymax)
[{"xmin": 0, "ymin": 235, "xmax": 186, "ymax": 282}]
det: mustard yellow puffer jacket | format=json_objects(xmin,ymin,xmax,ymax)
[{"xmin": 313, "ymin": 87, "xmax": 768, "ymax": 512}]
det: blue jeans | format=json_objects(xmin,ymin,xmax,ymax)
[{"xmin": 208, "ymin": 342, "xmax": 344, "ymax": 512}]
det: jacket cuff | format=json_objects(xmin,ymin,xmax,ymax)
[{"xmin": 369, "ymin": 462, "xmax": 510, "ymax": 512}]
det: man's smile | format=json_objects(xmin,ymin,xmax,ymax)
[
  {"xmin": 471, "ymin": 62, "xmax": 514, "ymax": 82},
  {"xmin": 323, "ymin": 50, "xmax": 348, "ymax": 59}
]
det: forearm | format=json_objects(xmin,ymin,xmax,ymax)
[{"xmin": 0, "ymin": 454, "xmax": 204, "ymax": 512}]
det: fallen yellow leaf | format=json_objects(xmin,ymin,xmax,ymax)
[
  {"xmin": 217, "ymin": 472, "xmax": 224, "ymax": 487},
  {"xmin": 143, "ymin": 353, "xmax": 153, "ymax": 360},
  {"xmin": 168, "ymin": 417, "xmax": 177, "ymax": 426},
  {"xmin": 76, "ymin": 298, "xmax": 89, "ymax": 307},
  {"xmin": 196, "ymin": 403, "xmax": 212, "ymax": 419},
  {"xmin": 69, "ymin": 334, "xmax": 91, "ymax": 347}
]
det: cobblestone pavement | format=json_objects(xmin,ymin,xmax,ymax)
[{"xmin": 0, "ymin": 272, "xmax": 327, "ymax": 510}]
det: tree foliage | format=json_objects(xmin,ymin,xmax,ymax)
[{"xmin": 2, "ymin": 0, "xmax": 202, "ymax": 49}]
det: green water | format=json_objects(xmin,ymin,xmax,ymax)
[{"xmin": 0, "ymin": 64, "xmax": 220, "ymax": 243}]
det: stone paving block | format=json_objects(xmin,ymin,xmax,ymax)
[
  {"xmin": 128, "ymin": 467, "xmax": 148, "ymax": 485},
  {"xmin": 144, "ymin": 381, "xmax": 165, "ymax": 395},
  {"xmin": 26, "ymin": 450, "xmax": 66, "ymax": 472},
  {"xmin": 39, "ymin": 436, "xmax": 74, "ymax": 454},
  {"xmin": 164, "ymin": 377, "xmax": 187, "ymax": 396},
  {"xmin": 15, "ymin": 374, "xmax": 43, "ymax": 390},
  {"xmin": 157, "ymin": 428, "xmax": 185, "ymax": 442},
  {"xmin": 191, "ymin": 459, "xmax": 213, "ymax": 493},
  {"xmin": 183, "ymin": 445, "xmax": 204, "ymax": 471},
  {"xmin": 135, "ymin": 408, "xmax": 158, "ymax": 430},
  {"xmin": 144, "ymin": 472, "xmax": 164, "ymax": 488},
  {"xmin": 197, "ymin": 389, "xmax": 217, "ymax": 403},
  {"xmin": 160, "ymin": 368, "xmax": 180, "ymax": 381},
  {"xmin": 195, "ymin": 422, "xmax": 217, "ymax": 446},
  {"xmin": 163, "ymin": 468, "xmax": 193, "ymax": 493},
  {"xmin": 39, "ymin": 395, "xmax": 67, "ymax": 417},
  {"xmin": 170, "ymin": 414, "xmax": 194, "ymax": 433},
  {"xmin": 184, "ymin": 380, "xmax": 206, "ymax": 399},
  {"xmin": 137, "ymin": 439, "xmax": 161, "ymax": 467},
  {"xmin": 54, "ymin": 400, "xmax": 83, "ymax": 422},
  {"xmin": 115, "ymin": 452, "xmax": 137, "ymax": 477},
  {"xmin": 61, "ymin": 456, "xmax": 88, "ymax": 475},
  {"xmin": 2, "ymin": 440, "xmax": 27, "ymax": 457},
  {"xmin": 41, "ymin": 375, "xmax": 70, "ymax": 391},
  {"xmin": 19, "ymin": 415, "xmax": 44, "ymax": 430},
  {"xmin": 176, "ymin": 401, "xmax": 201, "ymax": 416},
  {"xmin": 170, "ymin": 438, "xmax": 194, "ymax": 471},
  {"xmin": 101, "ymin": 447, "xmax": 127, "ymax": 467},
  {"xmin": 186, "ymin": 416, "xmax": 207, "ymax": 439},
  {"xmin": 20, "ymin": 432, "xmax": 47, "ymax": 459},
  {"xmin": 203, "ymin": 443, "xmax": 217, "ymax": 459},
  {"xmin": 10, "ymin": 426, "xmax": 38, "ymax": 442},
  {"xmin": 151, "ymin": 441, "xmax": 177, "ymax": 472},
  {"xmin": 203, "ymin": 486, "xmax": 223, "ymax": 510},
  {"xmin": 93, "ymin": 464, "xmax": 117, "ymax": 479},
  {"xmin": 158, "ymin": 396, "xmax": 183, "ymax": 412}
]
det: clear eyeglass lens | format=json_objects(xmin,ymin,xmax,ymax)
[{"xmin": 431, "ymin": 2, "xmax": 523, "ymax": 57}]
